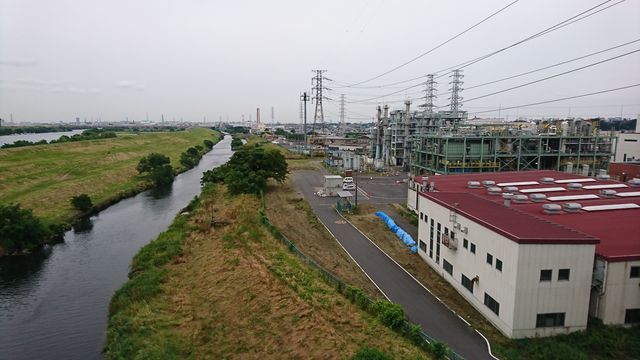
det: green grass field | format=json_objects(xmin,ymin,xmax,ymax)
[{"xmin": 0, "ymin": 128, "xmax": 219, "ymax": 224}]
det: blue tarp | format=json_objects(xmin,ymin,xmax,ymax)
[{"xmin": 375, "ymin": 211, "xmax": 417, "ymax": 253}]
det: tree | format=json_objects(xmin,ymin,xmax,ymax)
[
  {"xmin": 0, "ymin": 204, "xmax": 48, "ymax": 253},
  {"xmin": 203, "ymin": 139, "xmax": 214, "ymax": 149},
  {"xmin": 230, "ymin": 138, "xmax": 243, "ymax": 150},
  {"xmin": 137, "ymin": 153, "xmax": 170, "ymax": 174},
  {"xmin": 70, "ymin": 194, "xmax": 93, "ymax": 212},
  {"xmin": 137, "ymin": 153, "xmax": 175, "ymax": 186},
  {"xmin": 201, "ymin": 145, "xmax": 288, "ymax": 195}
]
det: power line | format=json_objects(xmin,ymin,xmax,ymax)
[
  {"xmin": 434, "ymin": 0, "xmax": 623, "ymax": 78},
  {"xmin": 345, "ymin": 81, "xmax": 426, "ymax": 103},
  {"xmin": 461, "ymin": 48, "xmax": 640, "ymax": 104},
  {"xmin": 469, "ymin": 83, "xmax": 640, "ymax": 115},
  {"xmin": 465, "ymin": 38, "xmax": 640, "ymax": 91},
  {"xmin": 337, "ymin": 0, "xmax": 520, "ymax": 87}
]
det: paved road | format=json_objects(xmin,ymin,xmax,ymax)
[{"xmin": 293, "ymin": 170, "xmax": 494, "ymax": 360}]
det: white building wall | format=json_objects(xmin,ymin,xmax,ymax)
[
  {"xmin": 614, "ymin": 133, "xmax": 640, "ymax": 162},
  {"xmin": 407, "ymin": 186, "xmax": 418, "ymax": 213},
  {"xmin": 595, "ymin": 260, "xmax": 640, "ymax": 325},
  {"xmin": 417, "ymin": 197, "xmax": 595, "ymax": 339},
  {"xmin": 513, "ymin": 244, "xmax": 594, "ymax": 338}
]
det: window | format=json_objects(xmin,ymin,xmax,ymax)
[
  {"xmin": 631, "ymin": 266, "xmax": 640, "ymax": 278},
  {"xmin": 419, "ymin": 240, "xmax": 427, "ymax": 253},
  {"xmin": 436, "ymin": 223, "xmax": 441, "ymax": 264},
  {"xmin": 484, "ymin": 293, "xmax": 500, "ymax": 316},
  {"xmin": 463, "ymin": 238, "xmax": 469, "ymax": 249},
  {"xmin": 536, "ymin": 313, "xmax": 565, "ymax": 328},
  {"xmin": 461, "ymin": 274, "xmax": 474, "ymax": 293},
  {"xmin": 625, "ymin": 309, "xmax": 640, "ymax": 324},
  {"xmin": 470, "ymin": 243, "xmax": 476, "ymax": 254},
  {"xmin": 443, "ymin": 259, "xmax": 453, "ymax": 276},
  {"xmin": 496, "ymin": 259, "xmax": 503, "ymax": 272},
  {"xmin": 540, "ymin": 269, "xmax": 552, "ymax": 282},
  {"xmin": 420, "ymin": 212, "xmax": 423, "ymax": 220},
  {"xmin": 429, "ymin": 219, "xmax": 434, "ymax": 258},
  {"xmin": 486, "ymin": 253, "xmax": 493, "ymax": 266},
  {"xmin": 558, "ymin": 268, "xmax": 570, "ymax": 281}
]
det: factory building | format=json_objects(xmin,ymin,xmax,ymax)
[
  {"xmin": 408, "ymin": 170, "xmax": 640, "ymax": 338},
  {"xmin": 411, "ymin": 118, "xmax": 616, "ymax": 175}
]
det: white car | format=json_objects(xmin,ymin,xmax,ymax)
[
  {"xmin": 343, "ymin": 182, "xmax": 355, "ymax": 190},
  {"xmin": 343, "ymin": 177, "xmax": 354, "ymax": 183}
]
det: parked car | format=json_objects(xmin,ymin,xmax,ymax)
[{"xmin": 343, "ymin": 182, "xmax": 355, "ymax": 190}]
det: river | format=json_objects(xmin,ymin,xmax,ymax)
[
  {"xmin": 0, "ymin": 135, "xmax": 233, "ymax": 360},
  {"xmin": 0, "ymin": 129, "xmax": 87, "ymax": 146}
]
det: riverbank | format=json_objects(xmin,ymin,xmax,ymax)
[
  {"xmin": 0, "ymin": 128, "xmax": 220, "ymax": 255},
  {"xmin": 106, "ymin": 183, "xmax": 428, "ymax": 359}
]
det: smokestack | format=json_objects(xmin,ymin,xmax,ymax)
[
  {"xmin": 636, "ymin": 114, "xmax": 640, "ymax": 133},
  {"xmin": 383, "ymin": 105, "xmax": 389, "ymax": 119},
  {"xmin": 256, "ymin": 108, "xmax": 260, "ymax": 125}
]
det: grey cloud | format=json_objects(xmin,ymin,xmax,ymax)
[{"xmin": 115, "ymin": 80, "xmax": 145, "ymax": 91}]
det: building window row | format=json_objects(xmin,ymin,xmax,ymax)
[
  {"xmin": 462, "ymin": 238, "xmax": 476, "ymax": 254},
  {"xmin": 540, "ymin": 268, "xmax": 571, "ymax": 282},
  {"xmin": 536, "ymin": 313, "xmax": 565, "ymax": 328},
  {"xmin": 443, "ymin": 259, "xmax": 453, "ymax": 276},
  {"xmin": 484, "ymin": 293, "xmax": 500, "ymax": 316},
  {"xmin": 486, "ymin": 252, "xmax": 503, "ymax": 272}
]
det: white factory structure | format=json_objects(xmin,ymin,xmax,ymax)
[{"xmin": 407, "ymin": 170, "xmax": 640, "ymax": 338}]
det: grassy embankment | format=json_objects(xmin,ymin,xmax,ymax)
[
  {"xmin": 346, "ymin": 205, "xmax": 640, "ymax": 360},
  {"xmin": 106, "ymin": 183, "xmax": 429, "ymax": 359},
  {"xmin": 0, "ymin": 128, "xmax": 219, "ymax": 225}
]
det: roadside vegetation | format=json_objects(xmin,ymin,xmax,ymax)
[
  {"xmin": 347, "ymin": 204, "xmax": 640, "ymax": 360},
  {"xmin": 106, "ymin": 183, "xmax": 429, "ymax": 359},
  {"xmin": 1, "ymin": 128, "xmax": 117, "ymax": 148},
  {"xmin": 0, "ymin": 128, "xmax": 220, "ymax": 255}
]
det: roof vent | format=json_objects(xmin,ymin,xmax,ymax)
[
  {"xmin": 596, "ymin": 170, "xmax": 610, "ymax": 181},
  {"xmin": 628, "ymin": 178, "xmax": 640, "ymax": 187},
  {"xmin": 482, "ymin": 180, "xmax": 496, "ymax": 188},
  {"xmin": 567, "ymin": 182, "xmax": 583, "ymax": 190},
  {"xmin": 600, "ymin": 189, "xmax": 617, "ymax": 197},
  {"xmin": 563, "ymin": 202, "xmax": 582, "ymax": 213},
  {"xmin": 530, "ymin": 193, "xmax": 547, "ymax": 202},
  {"xmin": 503, "ymin": 186, "xmax": 519, "ymax": 193},
  {"xmin": 503, "ymin": 193, "xmax": 513, "ymax": 208},
  {"xmin": 512, "ymin": 194, "xmax": 529, "ymax": 203},
  {"xmin": 467, "ymin": 181, "xmax": 481, "ymax": 189},
  {"xmin": 487, "ymin": 187, "xmax": 502, "ymax": 195},
  {"xmin": 543, "ymin": 203, "xmax": 562, "ymax": 214},
  {"xmin": 540, "ymin": 177, "xmax": 555, "ymax": 184}
]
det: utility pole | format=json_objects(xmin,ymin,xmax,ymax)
[
  {"xmin": 312, "ymin": 70, "xmax": 330, "ymax": 134},
  {"xmin": 339, "ymin": 94, "xmax": 346, "ymax": 135},
  {"xmin": 300, "ymin": 92, "xmax": 309, "ymax": 150}
]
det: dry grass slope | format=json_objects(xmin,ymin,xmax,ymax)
[{"xmin": 106, "ymin": 185, "xmax": 429, "ymax": 359}]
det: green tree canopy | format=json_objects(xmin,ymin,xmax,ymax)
[
  {"xmin": 70, "ymin": 194, "xmax": 93, "ymax": 212},
  {"xmin": 136, "ymin": 153, "xmax": 170, "ymax": 174},
  {"xmin": 0, "ymin": 204, "xmax": 48, "ymax": 253},
  {"xmin": 201, "ymin": 145, "xmax": 288, "ymax": 195}
]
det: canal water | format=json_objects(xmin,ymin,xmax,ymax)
[
  {"xmin": 0, "ymin": 129, "xmax": 86, "ymax": 146},
  {"xmin": 0, "ymin": 135, "xmax": 232, "ymax": 360}
]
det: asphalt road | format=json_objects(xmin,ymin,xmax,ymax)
[{"xmin": 292, "ymin": 170, "xmax": 495, "ymax": 360}]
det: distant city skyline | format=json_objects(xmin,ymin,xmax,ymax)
[{"xmin": 1, "ymin": 0, "xmax": 639, "ymax": 123}]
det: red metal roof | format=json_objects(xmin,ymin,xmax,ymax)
[{"xmin": 419, "ymin": 170, "xmax": 640, "ymax": 262}]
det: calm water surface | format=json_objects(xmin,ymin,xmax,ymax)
[
  {"xmin": 0, "ymin": 135, "xmax": 232, "ymax": 360},
  {"xmin": 0, "ymin": 130, "xmax": 86, "ymax": 146}
]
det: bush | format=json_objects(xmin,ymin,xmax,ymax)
[
  {"xmin": 203, "ymin": 139, "xmax": 214, "ymax": 149},
  {"xmin": 351, "ymin": 347, "xmax": 393, "ymax": 360},
  {"xmin": 431, "ymin": 342, "xmax": 449, "ymax": 359},
  {"xmin": 70, "ymin": 194, "xmax": 93, "ymax": 212},
  {"xmin": 0, "ymin": 203, "xmax": 48, "ymax": 253},
  {"xmin": 372, "ymin": 300, "xmax": 407, "ymax": 330},
  {"xmin": 230, "ymin": 138, "xmax": 243, "ymax": 149},
  {"xmin": 151, "ymin": 164, "xmax": 176, "ymax": 186}
]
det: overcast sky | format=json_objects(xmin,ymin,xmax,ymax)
[{"xmin": 1, "ymin": 0, "xmax": 639, "ymax": 124}]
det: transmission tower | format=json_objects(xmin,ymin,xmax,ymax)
[
  {"xmin": 311, "ymin": 70, "xmax": 330, "ymax": 133},
  {"xmin": 419, "ymin": 74, "xmax": 437, "ymax": 113},
  {"xmin": 449, "ymin": 69, "xmax": 464, "ymax": 114},
  {"xmin": 299, "ymin": 100, "xmax": 304, "ymax": 125},
  {"xmin": 339, "ymin": 94, "xmax": 346, "ymax": 133},
  {"xmin": 271, "ymin": 106, "xmax": 275, "ymax": 124}
]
